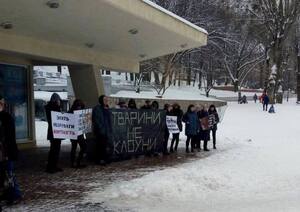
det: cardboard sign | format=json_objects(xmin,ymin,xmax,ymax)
[
  {"xmin": 166, "ymin": 116, "xmax": 180, "ymax": 134},
  {"xmin": 51, "ymin": 109, "xmax": 92, "ymax": 140},
  {"xmin": 51, "ymin": 111, "xmax": 77, "ymax": 139},
  {"xmin": 74, "ymin": 109, "xmax": 92, "ymax": 135}
]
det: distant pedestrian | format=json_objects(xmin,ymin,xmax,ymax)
[
  {"xmin": 45, "ymin": 93, "xmax": 63, "ymax": 173},
  {"xmin": 268, "ymin": 105, "xmax": 275, "ymax": 113},
  {"xmin": 69, "ymin": 99, "xmax": 87, "ymax": 168},
  {"xmin": 170, "ymin": 103, "xmax": 183, "ymax": 153},
  {"xmin": 208, "ymin": 105, "xmax": 220, "ymax": 149},
  {"xmin": 253, "ymin": 94, "xmax": 258, "ymax": 103},
  {"xmin": 128, "ymin": 99, "xmax": 137, "ymax": 109},
  {"xmin": 183, "ymin": 105, "xmax": 199, "ymax": 153},
  {"xmin": 0, "ymin": 95, "xmax": 22, "ymax": 205},
  {"xmin": 92, "ymin": 95, "xmax": 112, "ymax": 165},
  {"xmin": 262, "ymin": 93, "xmax": 270, "ymax": 111},
  {"xmin": 240, "ymin": 95, "xmax": 248, "ymax": 104},
  {"xmin": 198, "ymin": 105, "xmax": 210, "ymax": 151}
]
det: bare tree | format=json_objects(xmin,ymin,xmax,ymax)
[{"xmin": 249, "ymin": 0, "xmax": 300, "ymax": 103}]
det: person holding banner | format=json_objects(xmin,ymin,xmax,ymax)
[
  {"xmin": 45, "ymin": 93, "xmax": 63, "ymax": 173},
  {"xmin": 208, "ymin": 105, "xmax": 220, "ymax": 149},
  {"xmin": 69, "ymin": 99, "xmax": 87, "ymax": 168},
  {"xmin": 183, "ymin": 105, "xmax": 199, "ymax": 153},
  {"xmin": 163, "ymin": 104, "xmax": 173, "ymax": 155},
  {"xmin": 92, "ymin": 95, "xmax": 112, "ymax": 165},
  {"xmin": 170, "ymin": 103, "xmax": 183, "ymax": 153}
]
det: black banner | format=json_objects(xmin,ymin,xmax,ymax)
[{"xmin": 109, "ymin": 109, "xmax": 166, "ymax": 157}]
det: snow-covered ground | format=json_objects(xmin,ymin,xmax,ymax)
[
  {"xmin": 111, "ymin": 86, "xmax": 223, "ymax": 102},
  {"xmin": 85, "ymin": 100, "xmax": 300, "ymax": 212}
]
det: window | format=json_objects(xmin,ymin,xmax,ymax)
[{"xmin": 0, "ymin": 64, "xmax": 30, "ymax": 142}]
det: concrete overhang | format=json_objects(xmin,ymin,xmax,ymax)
[{"xmin": 0, "ymin": 0, "xmax": 207, "ymax": 73}]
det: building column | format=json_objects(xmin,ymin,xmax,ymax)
[{"xmin": 68, "ymin": 65, "xmax": 104, "ymax": 107}]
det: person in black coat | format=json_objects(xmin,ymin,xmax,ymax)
[
  {"xmin": 208, "ymin": 105, "xmax": 220, "ymax": 149},
  {"xmin": 0, "ymin": 97, "xmax": 18, "ymax": 161},
  {"xmin": 163, "ymin": 104, "xmax": 172, "ymax": 155},
  {"xmin": 170, "ymin": 103, "xmax": 183, "ymax": 153},
  {"xmin": 45, "ymin": 93, "xmax": 63, "ymax": 173},
  {"xmin": 141, "ymin": 100, "xmax": 151, "ymax": 109},
  {"xmin": 128, "ymin": 99, "xmax": 137, "ymax": 109},
  {"xmin": 92, "ymin": 95, "xmax": 112, "ymax": 165},
  {"xmin": 197, "ymin": 105, "xmax": 210, "ymax": 151},
  {"xmin": 0, "ymin": 95, "xmax": 22, "ymax": 204},
  {"xmin": 69, "ymin": 99, "xmax": 87, "ymax": 168}
]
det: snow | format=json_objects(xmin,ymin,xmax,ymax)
[
  {"xmin": 111, "ymin": 86, "xmax": 223, "ymax": 102},
  {"xmin": 85, "ymin": 100, "xmax": 300, "ymax": 212},
  {"xmin": 142, "ymin": 0, "xmax": 208, "ymax": 35}
]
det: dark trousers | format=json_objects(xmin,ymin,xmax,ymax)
[
  {"xmin": 170, "ymin": 133, "xmax": 180, "ymax": 151},
  {"xmin": 163, "ymin": 131, "xmax": 170, "ymax": 154},
  {"xmin": 263, "ymin": 103, "xmax": 268, "ymax": 111},
  {"xmin": 95, "ymin": 135, "xmax": 108, "ymax": 163},
  {"xmin": 194, "ymin": 134, "xmax": 201, "ymax": 150},
  {"xmin": 47, "ymin": 139, "xmax": 61, "ymax": 170},
  {"xmin": 211, "ymin": 129, "xmax": 217, "ymax": 148},
  {"xmin": 70, "ymin": 138, "xmax": 87, "ymax": 167},
  {"xmin": 0, "ymin": 161, "xmax": 22, "ymax": 204},
  {"xmin": 186, "ymin": 135, "xmax": 197, "ymax": 152}
]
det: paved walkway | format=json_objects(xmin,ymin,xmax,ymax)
[{"xmin": 4, "ymin": 144, "xmax": 212, "ymax": 211}]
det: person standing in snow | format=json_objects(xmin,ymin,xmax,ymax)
[
  {"xmin": 128, "ymin": 99, "xmax": 137, "ymax": 109},
  {"xmin": 92, "ymin": 95, "xmax": 112, "ymax": 165},
  {"xmin": 208, "ymin": 105, "xmax": 220, "ymax": 149},
  {"xmin": 253, "ymin": 94, "xmax": 258, "ymax": 103},
  {"xmin": 141, "ymin": 100, "xmax": 151, "ymax": 109},
  {"xmin": 151, "ymin": 101, "xmax": 159, "ymax": 110},
  {"xmin": 262, "ymin": 93, "xmax": 270, "ymax": 111},
  {"xmin": 170, "ymin": 103, "xmax": 183, "ymax": 153},
  {"xmin": 183, "ymin": 105, "xmax": 199, "ymax": 153},
  {"xmin": 69, "ymin": 99, "xmax": 87, "ymax": 168},
  {"xmin": 198, "ymin": 105, "xmax": 210, "ymax": 151},
  {"xmin": 45, "ymin": 93, "xmax": 63, "ymax": 173},
  {"xmin": 163, "ymin": 104, "xmax": 172, "ymax": 155}
]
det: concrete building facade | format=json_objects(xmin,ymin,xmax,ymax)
[{"xmin": 0, "ymin": 0, "xmax": 207, "ymax": 148}]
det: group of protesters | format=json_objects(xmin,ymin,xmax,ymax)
[
  {"xmin": 0, "ymin": 92, "xmax": 220, "ymax": 206},
  {"xmin": 43, "ymin": 93, "xmax": 221, "ymax": 170}
]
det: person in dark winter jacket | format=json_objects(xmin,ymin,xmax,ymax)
[
  {"xmin": 141, "ymin": 100, "xmax": 151, "ymax": 109},
  {"xmin": 128, "ymin": 99, "xmax": 137, "ymax": 109},
  {"xmin": 69, "ymin": 99, "xmax": 87, "ymax": 168},
  {"xmin": 163, "ymin": 104, "xmax": 172, "ymax": 155},
  {"xmin": 183, "ymin": 105, "xmax": 199, "ymax": 153},
  {"xmin": 198, "ymin": 105, "xmax": 210, "ymax": 151},
  {"xmin": 170, "ymin": 103, "xmax": 183, "ymax": 153},
  {"xmin": 253, "ymin": 94, "xmax": 258, "ymax": 103},
  {"xmin": 92, "ymin": 95, "xmax": 112, "ymax": 165},
  {"xmin": 208, "ymin": 105, "xmax": 220, "ymax": 149},
  {"xmin": 151, "ymin": 101, "xmax": 159, "ymax": 110},
  {"xmin": 262, "ymin": 93, "xmax": 270, "ymax": 111},
  {"xmin": 45, "ymin": 93, "xmax": 63, "ymax": 173},
  {"xmin": 0, "ymin": 95, "xmax": 22, "ymax": 204}
]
